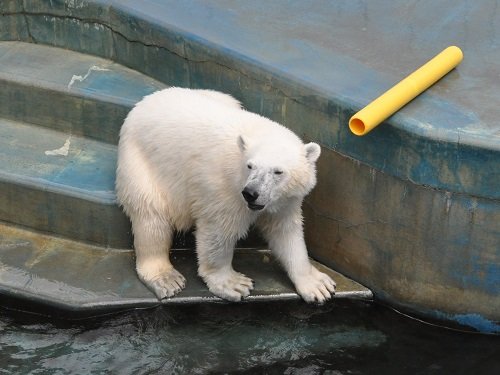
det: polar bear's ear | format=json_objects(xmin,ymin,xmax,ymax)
[
  {"xmin": 305, "ymin": 142, "xmax": 321, "ymax": 163},
  {"xmin": 238, "ymin": 135, "xmax": 247, "ymax": 152}
]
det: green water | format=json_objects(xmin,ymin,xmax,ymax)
[{"xmin": 1, "ymin": 300, "xmax": 498, "ymax": 374}]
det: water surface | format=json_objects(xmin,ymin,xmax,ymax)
[{"xmin": 1, "ymin": 300, "xmax": 499, "ymax": 374}]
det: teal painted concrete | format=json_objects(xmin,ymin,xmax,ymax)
[
  {"xmin": 0, "ymin": 42, "xmax": 165, "ymax": 143},
  {"xmin": 0, "ymin": 40, "xmax": 164, "ymax": 246},
  {"xmin": 0, "ymin": 1, "xmax": 498, "ymax": 332},
  {"xmin": 3, "ymin": 0, "xmax": 497, "ymax": 198},
  {"xmin": 304, "ymin": 147, "xmax": 500, "ymax": 334},
  {"xmin": 0, "ymin": 118, "xmax": 115, "ymax": 202},
  {"xmin": 0, "ymin": 117, "xmax": 131, "ymax": 247}
]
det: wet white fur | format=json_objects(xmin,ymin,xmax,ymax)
[{"xmin": 116, "ymin": 87, "xmax": 336, "ymax": 303}]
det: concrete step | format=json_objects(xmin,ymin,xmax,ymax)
[
  {"xmin": 0, "ymin": 117, "xmax": 264, "ymax": 249},
  {"xmin": 0, "ymin": 222, "xmax": 372, "ymax": 318},
  {"xmin": 0, "ymin": 40, "xmax": 373, "ymax": 318},
  {"xmin": 0, "ymin": 42, "xmax": 166, "ymax": 247},
  {"xmin": 0, "ymin": 117, "xmax": 131, "ymax": 247},
  {"xmin": 0, "ymin": 41, "xmax": 166, "ymax": 144}
]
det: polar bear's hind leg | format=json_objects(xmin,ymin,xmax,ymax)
[
  {"xmin": 131, "ymin": 212, "xmax": 186, "ymax": 299},
  {"xmin": 117, "ymin": 139, "xmax": 186, "ymax": 300}
]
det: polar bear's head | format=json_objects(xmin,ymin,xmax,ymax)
[{"xmin": 238, "ymin": 135, "xmax": 321, "ymax": 211}]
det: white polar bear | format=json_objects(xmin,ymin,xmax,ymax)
[{"xmin": 116, "ymin": 87, "xmax": 336, "ymax": 303}]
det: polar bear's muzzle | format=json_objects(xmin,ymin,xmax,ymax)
[{"xmin": 242, "ymin": 187, "xmax": 265, "ymax": 211}]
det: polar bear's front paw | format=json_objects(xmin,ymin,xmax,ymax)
[
  {"xmin": 203, "ymin": 269, "xmax": 254, "ymax": 302},
  {"xmin": 138, "ymin": 267, "xmax": 186, "ymax": 300},
  {"xmin": 294, "ymin": 267, "xmax": 336, "ymax": 304}
]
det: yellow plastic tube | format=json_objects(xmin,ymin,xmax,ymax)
[{"xmin": 349, "ymin": 46, "xmax": 463, "ymax": 136}]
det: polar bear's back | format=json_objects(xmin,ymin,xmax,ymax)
[
  {"xmin": 122, "ymin": 88, "xmax": 241, "ymax": 146},
  {"xmin": 117, "ymin": 87, "xmax": 306, "ymax": 229},
  {"xmin": 120, "ymin": 88, "xmax": 303, "ymax": 169},
  {"xmin": 117, "ymin": 88, "xmax": 252, "ymax": 227}
]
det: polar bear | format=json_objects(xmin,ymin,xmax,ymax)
[{"xmin": 116, "ymin": 87, "xmax": 336, "ymax": 303}]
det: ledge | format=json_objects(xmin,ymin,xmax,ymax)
[
  {"xmin": 2, "ymin": 0, "xmax": 498, "ymax": 199},
  {"xmin": 0, "ymin": 223, "xmax": 372, "ymax": 318}
]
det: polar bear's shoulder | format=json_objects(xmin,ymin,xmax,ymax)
[
  {"xmin": 141, "ymin": 87, "xmax": 242, "ymax": 111},
  {"xmin": 195, "ymin": 89, "xmax": 243, "ymax": 110}
]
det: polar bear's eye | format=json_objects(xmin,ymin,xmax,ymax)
[
  {"xmin": 274, "ymin": 169, "xmax": 283, "ymax": 175},
  {"xmin": 247, "ymin": 163, "xmax": 253, "ymax": 170}
]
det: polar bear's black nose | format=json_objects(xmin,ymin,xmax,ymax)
[{"xmin": 242, "ymin": 188, "xmax": 259, "ymax": 203}]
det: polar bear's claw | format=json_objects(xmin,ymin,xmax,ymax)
[
  {"xmin": 294, "ymin": 267, "xmax": 336, "ymax": 304},
  {"xmin": 143, "ymin": 268, "xmax": 186, "ymax": 300},
  {"xmin": 202, "ymin": 269, "xmax": 254, "ymax": 302}
]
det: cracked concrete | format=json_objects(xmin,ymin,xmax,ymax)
[
  {"xmin": 2, "ymin": 2, "xmax": 498, "ymax": 199},
  {"xmin": 4, "ymin": 8, "xmax": 336, "ymax": 116},
  {"xmin": 5, "ymin": 1, "xmax": 496, "ymax": 202}
]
